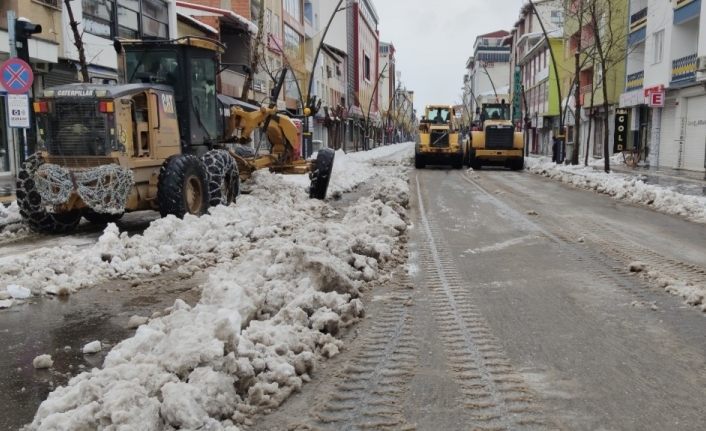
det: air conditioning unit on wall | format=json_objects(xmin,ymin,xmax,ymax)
[{"xmin": 696, "ymin": 56, "xmax": 706, "ymax": 72}]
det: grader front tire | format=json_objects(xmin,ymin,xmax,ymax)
[
  {"xmin": 158, "ymin": 155, "xmax": 210, "ymax": 218},
  {"xmin": 15, "ymin": 153, "xmax": 81, "ymax": 234},
  {"xmin": 309, "ymin": 148, "xmax": 335, "ymax": 200}
]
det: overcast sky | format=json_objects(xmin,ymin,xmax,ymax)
[{"xmin": 375, "ymin": 0, "xmax": 525, "ymax": 115}]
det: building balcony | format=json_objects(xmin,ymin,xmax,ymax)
[
  {"xmin": 626, "ymin": 70, "xmax": 644, "ymax": 91},
  {"xmin": 628, "ymin": 7, "xmax": 647, "ymax": 45},
  {"xmin": 673, "ymin": 0, "xmax": 701, "ymax": 25},
  {"xmin": 671, "ymin": 53, "xmax": 697, "ymax": 85}
]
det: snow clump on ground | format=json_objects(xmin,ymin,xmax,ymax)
[
  {"xmin": 26, "ymin": 151, "xmax": 411, "ymax": 429},
  {"xmin": 525, "ymin": 157, "xmax": 706, "ymax": 224}
]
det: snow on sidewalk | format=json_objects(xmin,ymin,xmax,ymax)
[
  {"xmin": 24, "ymin": 154, "xmax": 411, "ymax": 430},
  {"xmin": 525, "ymin": 157, "xmax": 706, "ymax": 224}
]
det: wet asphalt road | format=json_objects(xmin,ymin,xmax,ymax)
[{"xmin": 254, "ymin": 167, "xmax": 706, "ymax": 431}]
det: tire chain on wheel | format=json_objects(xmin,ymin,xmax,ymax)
[
  {"xmin": 15, "ymin": 153, "xmax": 81, "ymax": 234},
  {"xmin": 157, "ymin": 154, "xmax": 210, "ymax": 218},
  {"xmin": 201, "ymin": 149, "xmax": 239, "ymax": 207}
]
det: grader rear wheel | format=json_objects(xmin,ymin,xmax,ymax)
[
  {"xmin": 16, "ymin": 153, "xmax": 82, "ymax": 234},
  {"xmin": 158, "ymin": 154, "xmax": 210, "ymax": 218},
  {"xmin": 309, "ymin": 148, "xmax": 335, "ymax": 200}
]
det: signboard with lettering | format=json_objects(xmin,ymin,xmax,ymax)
[
  {"xmin": 614, "ymin": 109, "xmax": 628, "ymax": 152},
  {"xmin": 7, "ymin": 93, "xmax": 30, "ymax": 128},
  {"xmin": 649, "ymin": 91, "xmax": 665, "ymax": 107}
]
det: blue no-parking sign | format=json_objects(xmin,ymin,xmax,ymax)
[{"xmin": 0, "ymin": 58, "xmax": 34, "ymax": 94}]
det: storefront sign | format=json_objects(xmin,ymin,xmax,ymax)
[
  {"xmin": 649, "ymin": 91, "xmax": 665, "ymax": 107},
  {"xmin": 614, "ymin": 109, "xmax": 629, "ymax": 152},
  {"xmin": 7, "ymin": 93, "xmax": 30, "ymax": 129}
]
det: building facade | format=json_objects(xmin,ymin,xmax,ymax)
[
  {"xmin": 563, "ymin": 0, "xmax": 628, "ymax": 162},
  {"xmin": 464, "ymin": 30, "xmax": 511, "ymax": 124},
  {"xmin": 620, "ymin": 0, "xmax": 705, "ymax": 172},
  {"xmin": 511, "ymin": 0, "xmax": 566, "ymax": 156}
]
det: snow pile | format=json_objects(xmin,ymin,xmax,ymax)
[
  {"xmin": 284, "ymin": 142, "xmax": 414, "ymax": 196},
  {"xmin": 0, "ymin": 201, "xmax": 27, "ymax": 240},
  {"xmin": 0, "ymin": 201, "xmax": 21, "ymax": 225},
  {"xmin": 82, "ymin": 341, "xmax": 103, "ymax": 354},
  {"xmin": 33, "ymin": 355, "xmax": 53, "ymax": 369},
  {"xmin": 525, "ymin": 157, "xmax": 706, "ymax": 224},
  {"xmin": 27, "ymin": 168, "xmax": 409, "ymax": 429}
]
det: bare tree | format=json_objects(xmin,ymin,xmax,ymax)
[
  {"xmin": 241, "ymin": 0, "xmax": 266, "ymax": 100},
  {"xmin": 64, "ymin": 0, "xmax": 89, "ymax": 82},
  {"xmin": 563, "ymin": 0, "xmax": 629, "ymax": 171}
]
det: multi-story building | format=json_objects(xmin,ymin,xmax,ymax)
[
  {"xmin": 464, "ymin": 30, "xmax": 511, "ymax": 123},
  {"xmin": 620, "ymin": 0, "xmax": 705, "ymax": 172},
  {"xmin": 563, "ymin": 0, "xmax": 628, "ymax": 161},
  {"xmin": 378, "ymin": 41, "xmax": 396, "ymax": 144},
  {"xmin": 176, "ymin": 1, "xmax": 256, "ymax": 99},
  {"xmin": 347, "ymin": 0, "xmax": 380, "ymax": 149},
  {"xmin": 511, "ymin": 0, "xmax": 566, "ymax": 155},
  {"xmin": 315, "ymin": 0, "xmax": 349, "ymax": 149}
]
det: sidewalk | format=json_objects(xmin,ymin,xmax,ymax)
[
  {"xmin": 0, "ymin": 175, "xmax": 15, "ymax": 204},
  {"xmin": 609, "ymin": 164, "xmax": 706, "ymax": 198}
]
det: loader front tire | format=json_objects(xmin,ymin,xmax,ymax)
[
  {"xmin": 158, "ymin": 154, "xmax": 209, "ymax": 218},
  {"xmin": 15, "ymin": 153, "xmax": 82, "ymax": 234},
  {"xmin": 202, "ymin": 150, "xmax": 239, "ymax": 207},
  {"xmin": 309, "ymin": 148, "xmax": 335, "ymax": 200}
]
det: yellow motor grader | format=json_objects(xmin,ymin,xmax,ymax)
[{"xmin": 17, "ymin": 37, "xmax": 334, "ymax": 233}]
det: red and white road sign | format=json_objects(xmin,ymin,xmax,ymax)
[{"xmin": 0, "ymin": 58, "xmax": 34, "ymax": 94}]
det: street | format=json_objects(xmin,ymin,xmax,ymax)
[
  {"xmin": 252, "ymin": 167, "xmax": 706, "ymax": 430},
  {"xmin": 3, "ymin": 146, "xmax": 706, "ymax": 430}
]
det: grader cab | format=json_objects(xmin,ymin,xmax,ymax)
[{"xmin": 18, "ymin": 37, "xmax": 334, "ymax": 233}]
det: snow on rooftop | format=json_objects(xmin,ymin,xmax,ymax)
[{"xmin": 18, "ymin": 145, "xmax": 412, "ymax": 429}]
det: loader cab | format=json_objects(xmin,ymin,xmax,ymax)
[
  {"xmin": 479, "ymin": 103, "xmax": 511, "ymax": 126},
  {"xmin": 118, "ymin": 37, "xmax": 225, "ymax": 155}
]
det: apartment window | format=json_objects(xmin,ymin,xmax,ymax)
[
  {"xmin": 272, "ymin": 13, "xmax": 282, "ymax": 39},
  {"xmin": 142, "ymin": 0, "xmax": 169, "ymax": 38},
  {"xmin": 550, "ymin": 10, "xmax": 563, "ymax": 25},
  {"xmin": 117, "ymin": 0, "xmax": 140, "ymax": 39},
  {"xmin": 83, "ymin": 0, "xmax": 114, "ymax": 37},
  {"xmin": 284, "ymin": 0, "xmax": 302, "ymax": 22},
  {"xmin": 653, "ymin": 30, "xmax": 664, "ymax": 64},
  {"xmin": 364, "ymin": 54, "xmax": 371, "ymax": 81},
  {"xmin": 304, "ymin": 0, "xmax": 313, "ymax": 24},
  {"xmin": 36, "ymin": 0, "xmax": 61, "ymax": 7},
  {"xmin": 82, "ymin": 0, "xmax": 168, "ymax": 39},
  {"xmin": 284, "ymin": 25, "xmax": 302, "ymax": 57}
]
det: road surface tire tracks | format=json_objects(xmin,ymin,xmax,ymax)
[{"xmin": 415, "ymin": 173, "xmax": 550, "ymax": 430}]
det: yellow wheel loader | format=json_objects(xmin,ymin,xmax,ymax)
[
  {"xmin": 415, "ymin": 105, "xmax": 463, "ymax": 169},
  {"xmin": 468, "ymin": 102, "xmax": 524, "ymax": 170},
  {"xmin": 17, "ymin": 37, "xmax": 334, "ymax": 233}
]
